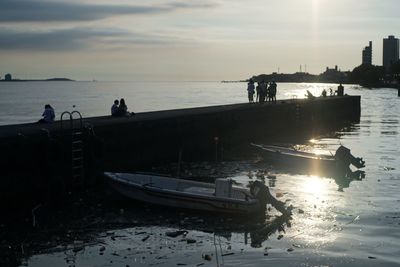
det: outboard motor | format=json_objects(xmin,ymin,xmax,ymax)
[
  {"xmin": 250, "ymin": 181, "xmax": 290, "ymax": 216},
  {"xmin": 335, "ymin": 146, "xmax": 365, "ymax": 169}
]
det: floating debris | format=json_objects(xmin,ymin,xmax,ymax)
[
  {"xmin": 221, "ymin": 252, "xmax": 234, "ymax": 256},
  {"xmin": 203, "ymin": 254, "xmax": 212, "ymax": 261},
  {"xmin": 166, "ymin": 230, "xmax": 188, "ymax": 238}
]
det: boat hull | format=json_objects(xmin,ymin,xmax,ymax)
[
  {"xmin": 106, "ymin": 172, "xmax": 262, "ymax": 215},
  {"xmin": 251, "ymin": 144, "xmax": 341, "ymax": 175}
]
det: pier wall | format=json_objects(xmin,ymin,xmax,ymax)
[{"xmin": 0, "ymin": 96, "xmax": 360, "ymax": 206}]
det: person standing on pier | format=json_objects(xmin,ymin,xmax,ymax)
[
  {"xmin": 267, "ymin": 82, "xmax": 273, "ymax": 102},
  {"xmin": 247, "ymin": 79, "xmax": 255, "ymax": 103},
  {"xmin": 336, "ymin": 83, "xmax": 344, "ymax": 96},
  {"xmin": 270, "ymin": 81, "xmax": 277, "ymax": 103},
  {"xmin": 259, "ymin": 80, "xmax": 267, "ymax": 103}
]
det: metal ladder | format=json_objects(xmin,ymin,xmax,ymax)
[{"xmin": 61, "ymin": 111, "xmax": 84, "ymax": 185}]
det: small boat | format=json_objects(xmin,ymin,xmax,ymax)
[
  {"xmin": 251, "ymin": 144, "xmax": 365, "ymax": 174},
  {"xmin": 105, "ymin": 172, "xmax": 288, "ymax": 215}
]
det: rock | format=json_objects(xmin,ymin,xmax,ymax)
[
  {"xmin": 287, "ymin": 248, "xmax": 294, "ymax": 252},
  {"xmin": 186, "ymin": 239, "xmax": 196, "ymax": 244},
  {"xmin": 277, "ymin": 235, "xmax": 284, "ymax": 240},
  {"xmin": 100, "ymin": 246, "xmax": 106, "ymax": 252}
]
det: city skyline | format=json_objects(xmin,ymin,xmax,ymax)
[{"xmin": 0, "ymin": 0, "xmax": 399, "ymax": 81}]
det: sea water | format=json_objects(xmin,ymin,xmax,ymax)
[{"xmin": 1, "ymin": 81, "xmax": 399, "ymax": 266}]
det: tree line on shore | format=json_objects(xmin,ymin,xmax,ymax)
[{"xmin": 247, "ymin": 62, "xmax": 400, "ymax": 88}]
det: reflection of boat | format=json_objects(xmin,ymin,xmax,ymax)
[
  {"xmin": 248, "ymin": 214, "xmax": 291, "ymax": 248},
  {"xmin": 105, "ymin": 172, "xmax": 289, "ymax": 215},
  {"xmin": 251, "ymin": 144, "xmax": 365, "ymax": 173}
]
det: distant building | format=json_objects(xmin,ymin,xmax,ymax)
[
  {"xmin": 4, "ymin": 73, "xmax": 12, "ymax": 81},
  {"xmin": 383, "ymin": 35, "xmax": 399, "ymax": 71},
  {"xmin": 362, "ymin": 41, "xmax": 372, "ymax": 65},
  {"xmin": 319, "ymin": 65, "xmax": 349, "ymax": 83}
]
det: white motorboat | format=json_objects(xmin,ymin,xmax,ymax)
[{"xmin": 105, "ymin": 172, "xmax": 288, "ymax": 215}]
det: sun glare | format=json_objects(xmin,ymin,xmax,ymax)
[{"xmin": 303, "ymin": 175, "xmax": 327, "ymax": 195}]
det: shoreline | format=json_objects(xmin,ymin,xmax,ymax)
[{"xmin": 0, "ymin": 78, "xmax": 74, "ymax": 82}]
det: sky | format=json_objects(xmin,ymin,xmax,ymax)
[{"xmin": 0, "ymin": 0, "xmax": 399, "ymax": 81}]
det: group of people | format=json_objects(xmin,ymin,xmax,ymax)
[
  {"xmin": 247, "ymin": 79, "xmax": 277, "ymax": 104},
  {"xmin": 37, "ymin": 97, "xmax": 134, "ymax": 123},
  {"xmin": 320, "ymin": 83, "xmax": 345, "ymax": 98},
  {"xmin": 111, "ymin": 98, "xmax": 134, "ymax": 117}
]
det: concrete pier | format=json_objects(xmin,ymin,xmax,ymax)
[{"xmin": 0, "ymin": 96, "xmax": 360, "ymax": 206}]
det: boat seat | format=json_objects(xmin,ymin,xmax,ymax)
[{"xmin": 182, "ymin": 186, "xmax": 214, "ymax": 196}]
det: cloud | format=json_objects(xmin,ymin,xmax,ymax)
[
  {"xmin": 0, "ymin": 0, "xmax": 217, "ymax": 22},
  {"xmin": 0, "ymin": 27, "xmax": 171, "ymax": 51}
]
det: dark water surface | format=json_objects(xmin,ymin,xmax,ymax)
[{"xmin": 0, "ymin": 82, "xmax": 398, "ymax": 266}]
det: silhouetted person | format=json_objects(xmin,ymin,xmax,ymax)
[
  {"xmin": 336, "ymin": 83, "xmax": 344, "ymax": 96},
  {"xmin": 38, "ymin": 104, "xmax": 55, "ymax": 123},
  {"xmin": 119, "ymin": 98, "xmax": 128, "ymax": 115},
  {"xmin": 247, "ymin": 79, "xmax": 255, "ymax": 103},
  {"xmin": 306, "ymin": 90, "xmax": 316, "ymax": 100},
  {"xmin": 259, "ymin": 81, "xmax": 267, "ymax": 103},
  {"xmin": 267, "ymin": 82, "xmax": 273, "ymax": 102},
  {"xmin": 321, "ymin": 89, "xmax": 327, "ymax": 97},
  {"xmin": 270, "ymin": 81, "xmax": 277, "ymax": 103},
  {"xmin": 111, "ymin": 99, "xmax": 119, "ymax": 116},
  {"xmin": 256, "ymin": 82, "xmax": 260, "ymax": 102}
]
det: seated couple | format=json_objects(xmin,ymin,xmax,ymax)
[{"xmin": 111, "ymin": 98, "xmax": 135, "ymax": 117}]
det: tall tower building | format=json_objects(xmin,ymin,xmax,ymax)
[
  {"xmin": 362, "ymin": 41, "xmax": 372, "ymax": 65},
  {"xmin": 383, "ymin": 35, "xmax": 399, "ymax": 71}
]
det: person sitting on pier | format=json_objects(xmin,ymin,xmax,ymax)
[
  {"xmin": 111, "ymin": 99, "xmax": 119, "ymax": 116},
  {"xmin": 321, "ymin": 89, "xmax": 327, "ymax": 97},
  {"xmin": 119, "ymin": 98, "xmax": 128, "ymax": 115},
  {"xmin": 306, "ymin": 90, "xmax": 316, "ymax": 100},
  {"xmin": 38, "ymin": 104, "xmax": 55, "ymax": 123},
  {"xmin": 114, "ymin": 98, "xmax": 135, "ymax": 116}
]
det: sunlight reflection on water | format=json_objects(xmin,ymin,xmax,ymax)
[{"xmin": 7, "ymin": 82, "xmax": 400, "ymax": 266}]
